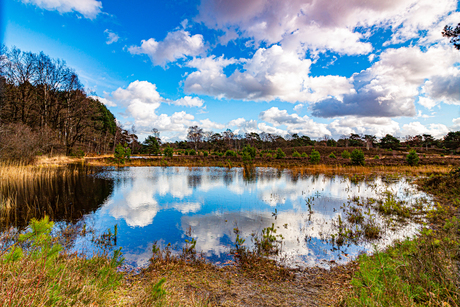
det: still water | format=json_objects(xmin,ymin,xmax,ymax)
[
  {"xmin": 61, "ymin": 166, "xmax": 427, "ymax": 268},
  {"xmin": 1, "ymin": 166, "xmax": 432, "ymax": 268}
]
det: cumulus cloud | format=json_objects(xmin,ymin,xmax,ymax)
[
  {"xmin": 171, "ymin": 96, "xmax": 204, "ymax": 107},
  {"xmin": 311, "ymin": 46, "xmax": 460, "ymax": 118},
  {"xmin": 128, "ymin": 30, "xmax": 206, "ymax": 67},
  {"xmin": 228, "ymin": 118, "xmax": 258, "ymax": 133},
  {"xmin": 89, "ymin": 96, "xmax": 117, "ymax": 107},
  {"xmin": 422, "ymin": 75, "xmax": 460, "ymax": 105},
  {"xmin": 199, "ymin": 119, "xmax": 225, "ymax": 130},
  {"xmin": 184, "ymin": 45, "xmax": 353, "ymax": 103},
  {"xmin": 327, "ymin": 117, "xmax": 400, "ymax": 138},
  {"xmin": 102, "ymin": 81, "xmax": 223, "ymax": 138},
  {"xmin": 259, "ymin": 107, "xmax": 331, "ymax": 138},
  {"xmin": 401, "ymin": 122, "xmax": 450, "ymax": 138},
  {"xmin": 196, "ymin": 0, "xmax": 457, "ymax": 54},
  {"xmin": 452, "ymin": 118, "xmax": 460, "ymax": 130},
  {"xmin": 104, "ymin": 29, "xmax": 120, "ymax": 45},
  {"xmin": 112, "ymin": 80, "xmax": 162, "ymax": 108},
  {"xmin": 20, "ymin": 0, "xmax": 102, "ymax": 18},
  {"xmin": 417, "ymin": 97, "xmax": 438, "ymax": 109},
  {"xmin": 104, "ymin": 81, "xmax": 193, "ymax": 133}
]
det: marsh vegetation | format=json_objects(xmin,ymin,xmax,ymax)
[{"xmin": 0, "ymin": 162, "xmax": 457, "ymax": 306}]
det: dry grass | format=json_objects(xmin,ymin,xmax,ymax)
[
  {"xmin": 34, "ymin": 155, "xmax": 84, "ymax": 167},
  {"xmin": 0, "ymin": 161, "xmax": 82, "ymax": 227},
  {"xmin": 85, "ymin": 156, "xmax": 452, "ymax": 176}
]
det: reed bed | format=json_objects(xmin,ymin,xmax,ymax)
[{"xmin": 0, "ymin": 162, "xmax": 82, "ymax": 228}]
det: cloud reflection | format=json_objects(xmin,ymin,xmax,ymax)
[{"xmin": 97, "ymin": 167, "xmax": 428, "ymax": 267}]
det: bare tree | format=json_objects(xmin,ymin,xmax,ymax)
[{"xmin": 187, "ymin": 125, "xmax": 204, "ymax": 151}]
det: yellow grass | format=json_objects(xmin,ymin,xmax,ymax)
[
  {"xmin": 35, "ymin": 155, "xmax": 84, "ymax": 166},
  {"xmin": 85, "ymin": 156, "xmax": 452, "ymax": 176}
]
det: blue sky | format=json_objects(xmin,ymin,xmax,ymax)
[{"xmin": 4, "ymin": 0, "xmax": 460, "ymax": 142}]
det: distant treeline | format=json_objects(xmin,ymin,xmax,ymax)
[
  {"xmin": 155, "ymin": 126, "xmax": 460, "ymax": 154},
  {"xmin": 0, "ymin": 46, "xmax": 138, "ymax": 161}
]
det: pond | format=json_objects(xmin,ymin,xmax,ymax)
[{"xmin": 1, "ymin": 166, "xmax": 432, "ymax": 268}]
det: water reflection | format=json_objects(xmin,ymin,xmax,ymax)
[
  {"xmin": 0, "ymin": 166, "xmax": 113, "ymax": 229},
  {"xmin": 89, "ymin": 167, "xmax": 429, "ymax": 267}
]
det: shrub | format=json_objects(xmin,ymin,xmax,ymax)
[
  {"xmin": 242, "ymin": 145, "xmax": 257, "ymax": 159},
  {"xmin": 275, "ymin": 148, "xmax": 286, "ymax": 159},
  {"xmin": 374, "ymin": 155, "xmax": 380, "ymax": 159},
  {"xmin": 189, "ymin": 149, "xmax": 196, "ymax": 156},
  {"xmin": 163, "ymin": 146, "xmax": 174, "ymax": 158},
  {"xmin": 184, "ymin": 150, "xmax": 189, "ymax": 156},
  {"xmin": 203, "ymin": 151, "xmax": 209, "ymax": 157},
  {"xmin": 351, "ymin": 149, "xmax": 365, "ymax": 166},
  {"xmin": 301, "ymin": 152, "xmax": 308, "ymax": 158},
  {"xmin": 341, "ymin": 150, "xmax": 351, "ymax": 159},
  {"xmin": 266, "ymin": 153, "xmax": 272, "ymax": 158},
  {"xmin": 114, "ymin": 144, "xmax": 131, "ymax": 164},
  {"xmin": 310, "ymin": 149, "xmax": 320, "ymax": 164},
  {"xmin": 292, "ymin": 151, "xmax": 301, "ymax": 157},
  {"xmin": 405, "ymin": 150, "xmax": 419, "ymax": 166},
  {"xmin": 329, "ymin": 152, "xmax": 336, "ymax": 159},
  {"xmin": 225, "ymin": 150, "xmax": 237, "ymax": 157}
]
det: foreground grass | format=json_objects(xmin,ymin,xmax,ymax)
[
  {"xmin": 0, "ymin": 217, "xmax": 125, "ymax": 306},
  {"xmin": 340, "ymin": 168, "xmax": 460, "ymax": 307},
  {"xmin": 0, "ymin": 216, "xmax": 355, "ymax": 307}
]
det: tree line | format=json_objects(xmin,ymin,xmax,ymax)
[
  {"xmin": 143, "ymin": 126, "xmax": 460, "ymax": 154},
  {"xmin": 0, "ymin": 46, "xmax": 136, "ymax": 161}
]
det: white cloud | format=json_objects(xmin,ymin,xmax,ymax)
[
  {"xmin": 417, "ymin": 96, "xmax": 438, "ymax": 109},
  {"xmin": 401, "ymin": 122, "xmax": 450, "ymax": 138},
  {"xmin": 128, "ymin": 30, "xmax": 206, "ymax": 67},
  {"xmin": 199, "ymin": 119, "xmax": 225, "ymax": 130},
  {"xmin": 184, "ymin": 45, "xmax": 352, "ymax": 103},
  {"xmin": 259, "ymin": 107, "xmax": 331, "ymax": 138},
  {"xmin": 104, "ymin": 29, "xmax": 120, "ymax": 45},
  {"xmin": 171, "ymin": 96, "xmax": 204, "ymax": 107},
  {"xmin": 452, "ymin": 118, "xmax": 460, "ymax": 130},
  {"xmin": 327, "ymin": 117, "xmax": 400, "ymax": 138},
  {"xmin": 112, "ymin": 80, "xmax": 162, "ymax": 108},
  {"xmin": 228, "ymin": 118, "xmax": 258, "ymax": 134},
  {"xmin": 196, "ymin": 0, "xmax": 457, "ymax": 55},
  {"xmin": 422, "ymin": 75, "xmax": 460, "ymax": 105},
  {"xmin": 89, "ymin": 96, "xmax": 117, "ymax": 107},
  {"xmin": 311, "ymin": 45, "xmax": 460, "ymax": 118},
  {"xmin": 20, "ymin": 0, "xmax": 102, "ymax": 19},
  {"xmin": 257, "ymin": 123, "xmax": 288, "ymax": 136},
  {"xmin": 105, "ymin": 81, "xmax": 199, "ymax": 135}
]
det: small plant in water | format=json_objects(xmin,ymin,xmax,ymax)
[{"xmin": 255, "ymin": 223, "xmax": 283, "ymax": 255}]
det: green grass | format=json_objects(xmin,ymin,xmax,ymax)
[
  {"xmin": 342, "ymin": 168, "xmax": 460, "ymax": 307},
  {"xmin": 0, "ymin": 217, "xmax": 125, "ymax": 306},
  {"xmin": 342, "ymin": 219, "xmax": 459, "ymax": 306}
]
